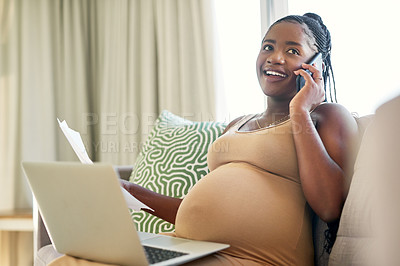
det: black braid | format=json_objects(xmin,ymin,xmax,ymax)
[{"xmin": 271, "ymin": 13, "xmax": 337, "ymax": 103}]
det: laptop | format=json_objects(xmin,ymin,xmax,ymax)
[{"xmin": 22, "ymin": 161, "xmax": 229, "ymax": 266}]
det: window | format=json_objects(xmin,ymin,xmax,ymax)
[
  {"xmin": 215, "ymin": 0, "xmax": 399, "ymax": 119},
  {"xmin": 213, "ymin": 0, "xmax": 263, "ymax": 122},
  {"xmin": 289, "ymin": 0, "xmax": 400, "ymax": 115}
]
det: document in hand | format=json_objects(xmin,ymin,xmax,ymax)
[
  {"xmin": 58, "ymin": 119, "xmax": 93, "ymax": 164},
  {"xmin": 57, "ymin": 118, "xmax": 153, "ymax": 212}
]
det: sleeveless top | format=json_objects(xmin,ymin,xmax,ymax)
[{"xmin": 175, "ymin": 115, "xmax": 314, "ymax": 265}]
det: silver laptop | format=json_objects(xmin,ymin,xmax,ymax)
[{"xmin": 22, "ymin": 161, "xmax": 229, "ymax": 266}]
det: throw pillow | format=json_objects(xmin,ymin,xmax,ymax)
[{"xmin": 129, "ymin": 110, "xmax": 226, "ymax": 233}]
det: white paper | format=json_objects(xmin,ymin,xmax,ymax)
[
  {"xmin": 120, "ymin": 187, "xmax": 153, "ymax": 211},
  {"xmin": 57, "ymin": 118, "xmax": 153, "ymax": 212},
  {"xmin": 57, "ymin": 119, "xmax": 93, "ymax": 164}
]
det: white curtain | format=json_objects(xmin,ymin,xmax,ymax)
[
  {"xmin": 97, "ymin": 0, "xmax": 218, "ymax": 164},
  {"xmin": 0, "ymin": 0, "xmax": 217, "ymax": 264}
]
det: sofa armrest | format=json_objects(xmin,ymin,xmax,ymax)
[{"xmin": 35, "ymin": 165, "xmax": 134, "ymax": 252}]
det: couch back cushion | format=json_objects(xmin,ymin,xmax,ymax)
[
  {"xmin": 129, "ymin": 110, "xmax": 226, "ymax": 233},
  {"xmin": 328, "ymin": 115, "xmax": 376, "ymax": 265},
  {"xmin": 311, "ymin": 114, "xmax": 374, "ymax": 266},
  {"xmin": 330, "ymin": 96, "xmax": 400, "ymax": 265}
]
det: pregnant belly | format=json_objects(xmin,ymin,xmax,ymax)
[{"xmin": 175, "ymin": 162, "xmax": 309, "ymax": 260}]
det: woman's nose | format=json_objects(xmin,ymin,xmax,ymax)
[{"xmin": 267, "ymin": 52, "xmax": 285, "ymax": 65}]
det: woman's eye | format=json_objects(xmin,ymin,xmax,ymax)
[
  {"xmin": 263, "ymin": 45, "xmax": 273, "ymax": 51},
  {"xmin": 288, "ymin": 49, "xmax": 300, "ymax": 55}
]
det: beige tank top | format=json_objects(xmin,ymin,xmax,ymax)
[{"xmin": 175, "ymin": 115, "xmax": 314, "ymax": 265}]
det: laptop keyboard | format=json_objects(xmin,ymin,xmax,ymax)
[{"xmin": 143, "ymin": 245, "xmax": 188, "ymax": 264}]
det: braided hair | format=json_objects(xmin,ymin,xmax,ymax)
[
  {"xmin": 270, "ymin": 13, "xmax": 337, "ymax": 102},
  {"xmin": 270, "ymin": 13, "xmax": 339, "ymax": 254}
]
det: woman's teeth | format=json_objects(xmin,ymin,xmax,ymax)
[{"xmin": 264, "ymin": 70, "xmax": 287, "ymax": 78}]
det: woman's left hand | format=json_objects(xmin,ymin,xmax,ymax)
[{"xmin": 290, "ymin": 63, "xmax": 325, "ymax": 113}]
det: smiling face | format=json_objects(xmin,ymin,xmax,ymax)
[{"xmin": 256, "ymin": 21, "xmax": 318, "ymax": 99}]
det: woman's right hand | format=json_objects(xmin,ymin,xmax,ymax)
[
  {"xmin": 120, "ymin": 179, "xmax": 133, "ymax": 193},
  {"xmin": 119, "ymin": 179, "xmax": 182, "ymax": 224}
]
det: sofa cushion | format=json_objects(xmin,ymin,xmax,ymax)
[
  {"xmin": 328, "ymin": 121, "xmax": 378, "ymax": 265},
  {"xmin": 129, "ymin": 110, "xmax": 226, "ymax": 233},
  {"xmin": 329, "ymin": 109, "xmax": 389, "ymax": 265}
]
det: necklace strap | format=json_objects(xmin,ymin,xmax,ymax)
[
  {"xmin": 255, "ymin": 117, "xmax": 262, "ymax": 129},
  {"xmin": 255, "ymin": 113, "xmax": 291, "ymax": 129}
]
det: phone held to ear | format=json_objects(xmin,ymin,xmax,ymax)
[{"xmin": 296, "ymin": 53, "xmax": 323, "ymax": 91}]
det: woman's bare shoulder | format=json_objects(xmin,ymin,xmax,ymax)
[
  {"xmin": 312, "ymin": 103, "xmax": 356, "ymax": 125},
  {"xmin": 312, "ymin": 103, "xmax": 359, "ymax": 143}
]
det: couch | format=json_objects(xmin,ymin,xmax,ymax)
[
  {"xmin": 329, "ymin": 95, "xmax": 400, "ymax": 265},
  {"xmin": 33, "ymin": 96, "xmax": 400, "ymax": 265}
]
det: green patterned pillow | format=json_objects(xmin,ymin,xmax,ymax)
[{"xmin": 129, "ymin": 110, "xmax": 226, "ymax": 233}]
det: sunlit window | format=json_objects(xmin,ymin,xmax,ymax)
[
  {"xmin": 289, "ymin": 0, "xmax": 400, "ymax": 115},
  {"xmin": 214, "ymin": 1, "xmax": 400, "ymax": 119},
  {"xmin": 213, "ymin": 0, "xmax": 263, "ymax": 122}
]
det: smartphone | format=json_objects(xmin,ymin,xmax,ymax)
[{"xmin": 296, "ymin": 52, "xmax": 323, "ymax": 91}]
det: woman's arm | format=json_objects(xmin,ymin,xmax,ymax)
[
  {"xmin": 120, "ymin": 179, "xmax": 182, "ymax": 224},
  {"xmin": 290, "ymin": 103, "xmax": 358, "ymax": 222},
  {"xmin": 291, "ymin": 64, "xmax": 359, "ymax": 222}
]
